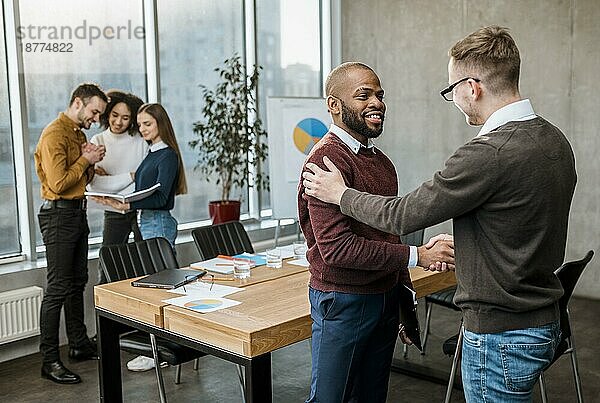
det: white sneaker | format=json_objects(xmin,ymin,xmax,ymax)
[{"xmin": 126, "ymin": 355, "xmax": 167, "ymax": 372}]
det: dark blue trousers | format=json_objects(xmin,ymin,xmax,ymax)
[{"xmin": 307, "ymin": 286, "xmax": 400, "ymax": 403}]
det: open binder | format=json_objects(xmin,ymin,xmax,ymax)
[
  {"xmin": 398, "ymin": 283, "xmax": 423, "ymax": 351},
  {"xmin": 85, "ymin": 183, "xmax": 161, "ymax": 203}
]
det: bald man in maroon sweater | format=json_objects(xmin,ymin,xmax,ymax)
[{"xmin": 298, "ymin": 62, "xmax": 454, "ymax": 403}]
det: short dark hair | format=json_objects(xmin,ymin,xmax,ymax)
[
  {"xmin": 449, "ymin": 25, "xmax": 520, "ymax": 95},
  {"xmin": 325, "ymin": 62, "xmax": 375, "ymax": 97},
  {"xmin": 68, "ymin": 83, "xmax": 108, "ymax": 106},
  {"xmin": 99, "ymin": 90, "xmax": 145, "ymax": 136}
]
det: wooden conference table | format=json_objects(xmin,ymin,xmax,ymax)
[{"xmin": 95, "ymin": 259, "xmax": 456, "ymax": 402}]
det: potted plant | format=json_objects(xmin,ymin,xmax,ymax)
[{"xmin": 189, "ymin": 55, "xmax": 269, "ymax": 224}]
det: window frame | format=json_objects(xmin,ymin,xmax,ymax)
[{"xmin": 1, "ymin": 0, "xmax": 340, "ymax": 264}]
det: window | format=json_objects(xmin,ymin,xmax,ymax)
[
  {"xmin": 256, "ymin": 0, "xmax": 323, "ymax": 211},
  {"xmin": 18, "ymin": 0, "xmax": 146, "ymax": 245},
  {"xmin": 157, "ymin": 0, "xmax": 245, "ymax": 223},
  {"xmin": 2, "ymin": 0, "xmax": 331, "ymax": 263},
  {"xmin": 0, "ymin": 5, "xmax": 20, "ymax": 256}
]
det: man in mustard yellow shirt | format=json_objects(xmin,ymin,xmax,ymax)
[{"xmin": 35, "ymin": 83, "xmax": 107, "ymax": 384}]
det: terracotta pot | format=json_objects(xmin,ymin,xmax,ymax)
[{"xmin": 208, "ymin": 200, "xmax": 241, "ymax": 224}]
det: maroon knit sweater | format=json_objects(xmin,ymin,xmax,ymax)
[{"xmin": 298, "ymin": 133, "xmax": 412, "ymax": 294}]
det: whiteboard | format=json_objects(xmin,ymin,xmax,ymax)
[{"xmin": 266, "ymin": 97, "xmax": 330, "ymax": 219}]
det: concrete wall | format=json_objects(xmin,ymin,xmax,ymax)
[{"xmin": 340, "ymin": 0, "xmax": 600, "ymax": 298}]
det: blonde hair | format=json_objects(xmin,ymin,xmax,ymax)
[{"xmin": 449, "ymin": 25, "xmax": 520, "ymax": 96}]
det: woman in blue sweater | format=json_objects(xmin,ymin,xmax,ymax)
[{"xmin": 95, "ymin": 103, "xmax": 187, "ymax": 249}]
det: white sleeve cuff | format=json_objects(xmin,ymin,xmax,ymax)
[{"xmin": 408, "ymin": 245, "xmax": 418, "ymax": 267}]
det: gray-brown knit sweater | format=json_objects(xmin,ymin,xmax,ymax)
[{"xmin": 340, "ymin": 117, "xmax": 576, "ymax": 333}]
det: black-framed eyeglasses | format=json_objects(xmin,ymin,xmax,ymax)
[
  {"xmin": 182, "ymin": 273, "xmax": 215, "ymax": 292},
  {"xmin": 440, "ymin": 77, "xmax": 481, "ymax": 101}
]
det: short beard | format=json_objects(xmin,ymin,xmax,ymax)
[{"xmin": 341, "ymin": 101, "xmax": 383, "ymax": 138}]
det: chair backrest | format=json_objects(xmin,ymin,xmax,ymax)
[
  {"xmin": 191, "ymin": 221, "xmax": 254, "ymax": 260},
  {"xmin": 400, "ymin": 229, "xmax": 425, "ymax": 246},
  {"xmin": 555, "ymin": 250, "xmax": 594, "ymax": 339},
  {"xmin": 99, "ymin": 237, "xmax": 179, "ymax": 282}
]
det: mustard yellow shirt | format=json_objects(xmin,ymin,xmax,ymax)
[{"xmin": 34, "ymin": 112, "xmax": 91, "ymax": 200}]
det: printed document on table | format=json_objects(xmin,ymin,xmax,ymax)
[
  {"xmin": 190, "ymin": 257, "xmax": 235, "ymax": 274},
  {"xmin": 168, "ymin": 281, "xmax": 243, "ymax": 298},
  {"xmin": 287, "ymin": 258, "xmax": 309, "ymax": 267},
  {"xmin": 163, "ymin": 294, "xmax": 241, "ymax": 314}
]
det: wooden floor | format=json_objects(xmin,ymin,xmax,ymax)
[{"xmin": 1, "ymin": 297, "xmax": 599, "ymax": 402}]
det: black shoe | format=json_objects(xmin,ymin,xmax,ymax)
[
  {"xmin": 68, "ymin": 342, "xmax": 98, "ymax": 362},
  {"xmin": 41, "ymin": 361, "xmax": 81, "ymax": 384}
]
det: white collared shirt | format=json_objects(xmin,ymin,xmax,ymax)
[
  {"xmin": 328, "ymin": 124, "xmax": 418, "ymax": 267},
  {"xmin": 478, "ymin": 99, "xmax": 537, "ymax": 137},
  {"xmin": 149, "ymin": 140, "xmax": 168, "ymax": 152},
  {"xmin": 328, "ymin": 124, "xmax": 375, "ymax": 154}
]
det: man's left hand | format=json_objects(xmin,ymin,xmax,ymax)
[{"xmin": 303, "ymin": 156, "xmax": 347, "ymax": 205}]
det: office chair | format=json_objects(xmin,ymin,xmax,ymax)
[
  {"xmin": 400, "ymin": 229, "xmax": 424, "ymax": 358},
  {"xmin": 99, "ymin": 237, "xmax": 205, "ymax": 403},
  {"xmin": 421, "ymin": 285, "xmax": 460, "ymax": 354},
  {"xmin": 191, "ymin": 222, "xmax": 255, "ymax": 401},
  {"xmin": 443, "ymin": 250, "xmax": 594, "ymax": 403},
  {"xmin": 191, "ymin": 221, "xmax": 254, "ymax": 260},
  {"xmin": 539, "ymin": 250, "xmax": 594, "ymax": 403}
]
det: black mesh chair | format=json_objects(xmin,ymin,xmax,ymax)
[
  {"xmin": 422, "ymin": 285, "xmax": 460, "ymax": 354},
  {"xmin": 191, "ymin": 221, "xmax": 254, "ymax": 259},
  {"xmin": 191, "ymin": 222, "xmax": 254, "ymax": 400},
  {"xmin": 443, "ymin": 250, "xmax": 594, "ymax": 403},
  {"xmin": 99, "ymin": 237, "xmax": 205, "ymax": 403},
  {"xmin": 539, "ymin": 250, "xmax": 594, "ymax": 403}
]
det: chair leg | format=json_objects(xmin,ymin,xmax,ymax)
[
  {"xmin": 444, "ymin": 325, "xmax": 463, "ymax": 403},
  {"xmin": 236, "ymin": 364, "xmax": 246, "ymax": 402},
  {"xmin": 539, "ymin": 372, "xmax": 549, "ymax": 403},
  {"xmin": 567, "ymin": 334, "xmax": 584, "ymax": 403},
  {"xmin": 193, "ymin": 358, "xmax": 199, "ymax": 371},
  {"xmin": 150, "ymin": 333, "xmax": 168, "ymax": 403},
  {"xmin": 175, "ymin": 364, "xmax": 182, "ymax": 384},
  {"xmin": 421, "ymin": 299, "xmax": 433, "ymax": 355}
]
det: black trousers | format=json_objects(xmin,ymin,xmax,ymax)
[
  {"xmin": 97, "ymin": 210, "xmax": 141, "ymax": 284},
  {"xmin": 38, "ymin": 206, "xmax": 90, "ymax": 364}
]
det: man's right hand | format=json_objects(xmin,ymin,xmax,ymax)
[
  {"xmin": 417, "ymin": 234, "xmax": 455, "ymax": 271},
  {"xmin": 81, "ymin": 143, "xmax": 105, "ymax": 165}
]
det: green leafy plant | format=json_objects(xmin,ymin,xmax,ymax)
[{"xmin": 189, "ymin": 55, "xmax": 269, "ymax": 201}]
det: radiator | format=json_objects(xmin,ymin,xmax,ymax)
[{"xmin": 0, "ymin": 286, "xmax": 43, "ymax": 344}]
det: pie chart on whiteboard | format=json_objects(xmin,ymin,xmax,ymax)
[{"xmin": 293, "ymin": 118, "xmax": 328, "ymax": 155}]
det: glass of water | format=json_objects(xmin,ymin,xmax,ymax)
[
  {"xmin": 293, "ymin": 241, "xmax": 308, "ymax": 260},
  {"xmin": 265, "ymin": 248, "xmax": 282, "ymax": 268},
  {"xmin": 233, "ymin": 258, "xmax": 251, "ymax": 279}
]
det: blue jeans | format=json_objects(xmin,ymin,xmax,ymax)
[
  {"xmin": 461, "ymin": 321, "xmax": 561, "ymax": 402},
  {"xmin": 306, "ymin": 286, "xmax": 399, "ymax": 403},
  {"xmin": 139, "ymin": 209, "xmax": 177, "ymax": 249}
]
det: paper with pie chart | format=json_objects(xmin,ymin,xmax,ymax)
[
  {"xmin": 267, "ymin": 97, "xmax": 331, "ymax": 218},
  {"xmin": 163, "ymin": 295, "xmax": 241, "ymax": 313}
]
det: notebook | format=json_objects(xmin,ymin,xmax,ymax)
[
  {"xmin": 131, "ymin": 269, "xmax": 206, "ymax": 289},
  {"xmin": 398, "ymin": 283, "xmax": 423, "ymax": 351}
]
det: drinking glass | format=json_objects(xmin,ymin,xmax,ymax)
[
  {"xmin": 293, "ymin": 241, "xmax": 308, "ymax": 260},
  {"xmin": 233, "ymin": 258, "xmax": 251, "ymax": 279},
  {"xmin": 265, "ymin": 248, "xmax": 283, "ymax": 268}
]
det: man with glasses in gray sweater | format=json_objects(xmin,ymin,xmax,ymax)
[{"xmin": 302, "ymin": 26, "xmax": 576, "ymax": 402}]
